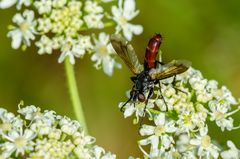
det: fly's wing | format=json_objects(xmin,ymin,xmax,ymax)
[
  {"xmin": 110, "ymin": 34, "xmax": 143, "ymax": 74},
  {"xmin": 149, "ymin": 60, "xmax": 191, "ymax": 80}
]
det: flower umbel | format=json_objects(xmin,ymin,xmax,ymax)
[
  {"xmin": 1, "ymin": 0, "xmax": 143, "ymax": 76},
  {"xmin": 119, "ymin": 67, "xmax": 240, "ymax": 158},
  {"xmin": 0, "ymin": 105, "xmax": 116, "ymax": 158}
]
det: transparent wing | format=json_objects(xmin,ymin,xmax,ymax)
[
  {"xmin": 149, "ymin": 60, "xmax": 191, "ymax": 80},
  {"xmin": 110, "ymin": 34, "xmax": 143, "ymax": 74}
]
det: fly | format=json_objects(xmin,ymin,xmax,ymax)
[{"xmin": 110, "ymin": 34, "xmax": 191, "ymax": 112}]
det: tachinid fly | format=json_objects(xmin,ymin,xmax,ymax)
[{"xmin": 110, "ymin": 34, "xmax": 191, "ymax": 112}]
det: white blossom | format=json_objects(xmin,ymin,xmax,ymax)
[
  {"xmin": 84, "ymin": 13, "xmax": 104, "ymax": 29},
  {"xmin": 35, "ymin": 35, "xmax": 53, "ymax": 55},
  {"xmin": 189, "ymin": 126, "xmax": 220, "ymax": 159},
  {"xmin": 84, "ymin": 1, "xmax": 103, "ymax": 14},
  {"xmin": 0, "ymin": 129, "xmax": 36, "ymax": 158},
  {"xmin": 52, "ymin": 0, "xmax": 67, "ymax": 8},
  {"xmin": 58, "ymin": 36, "xmax": 93, "ymax": 64},
  {"xmin": 7, "ymin": 10, "xmax": 36, "ymax": 49},
  {"xmin": 139, "ymin": 113, "xmax": 177, "ymax": 158},
  {"xmin": 91, "ymin": 32, "xmax": 121, "ymax": 76},
  {"xmin": 112, "ymin": 0, "xmax": 143, "ymax": 40},
  {"xmin": 37, "ymin": 18, "xmax": 52, "ymax": 33},
  {"xmin": 221, "ymin": 140, "xmax": 240, "ymax": 159},
  {"xmin": 0, "ymin": 0, "xmax": 30, "ymax": 9},
  {"xmin": 34, "ymin": 0, "xmax": 52, "ymax": 14}
]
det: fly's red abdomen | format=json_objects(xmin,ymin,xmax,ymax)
[{"xmin": 144, "ymin": 34, "xmax": 162, "ymax": 70}]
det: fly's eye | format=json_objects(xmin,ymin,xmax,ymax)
[{"xmin": 138, "ymin": 93, "xmax": 145, "ymax": 102}]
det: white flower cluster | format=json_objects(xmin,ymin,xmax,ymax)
[
  {"xmin": 0, "ymin": 0, "xmax": 143, "ymax": 76},
  {"xmin": 0, "ymin": 104, "xmax": 116, "ymax": 159},
  {"xmin": 119, "ymin": 67, "xmax": 240, "ymax": 159}
]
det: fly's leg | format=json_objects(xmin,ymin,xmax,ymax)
[
  {"xmin": 156, "ymin": 61, "xmax": 164, "ymax": 66},
  {"xmin": 120, "ymin": 97, "xmax": 132, "ymax": 112},
  {"xmin": 131, "ymin": 76, "xmax": 137, "ymax": 83},
  {"xmin": 120, "ymin": 87, "xmax": 136, "ymax": 112},
  {"xmin": 139, "ymin": 87, "xmax": 154, "ymax": 131},
  {"xmin": 171, "ymin": 75, "xmax": 187, "ymax": 94},
  {"xmin": 158, "ymin": 81, "xmax": 168, "ymax": 112}
]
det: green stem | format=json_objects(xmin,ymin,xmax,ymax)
[{"xmin": 64, "ymin": 59, "xmax": 88, "ymax": 133}]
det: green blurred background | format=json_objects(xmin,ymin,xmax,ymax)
[{"xmin": 0, "ymin": 0, "xmax": 240, "ymax": 158}]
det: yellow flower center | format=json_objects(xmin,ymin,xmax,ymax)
[
  {"xmin": 183, "ymin": 115, "xmax": 193, "ymax": 126},
  {"xmin": 98, "ymin": 45, "xmax": 108, "ymax": 57},
  {"xmin": 201, "ymin": 135, "xmax": 211, "ymax": 148},
  {"xmin": 215, "ymin": 111, "xmax": 225, "ymax": 120},
  {"xmin": 20, "ymin": 22, "xmax": 30, "ymax": 32},
  {"xmin": 15, "ymin": 137, "xmax": 27, "ymax": 148},
  {"xmin": 154, "ymin": 125, "xmax": 165, "ymax": 136},
  {"xmin": 119, "ymin": 16, "xmax": 127, "ymax": 25}
]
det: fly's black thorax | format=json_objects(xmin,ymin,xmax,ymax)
[{"xmin": 135, "ymin": 71, "xmax": 152, "ymax": 92}]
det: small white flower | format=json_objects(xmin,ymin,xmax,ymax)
[
  {"xmin": 0, "ymin": 0, "xmax": 16, "ymax": 9},
  {"xmin": 68, "ymin": 0, "xmax": 82, "ymax": 13},
  {"xmin": 0, "ymin": 0, "xmax": 30, "ymax": 9},
  {"xmin": 190, "ymin": 126, "xmax": 220, "ymax": 159},
  {"xmin": 34, "ymin": 0, "xmax": 52, "ymax": 14},
  {"xmin": 37, "ymin": 18, "xmax": 52, "ymax": 33},
  {"xmin": 208, "ymin": 100, "xmax": 240, "ymax": 131},
  {"xmin": 0, "ymin": 129, "xmax": 36, "ymax": 158},
  {"xmin": 0, "ymin": 109, "xmax": 23, "ymax": 133},
  {"xmin": 139, "ymin": 113, "xmax": 177, "ymax": 158},
  {"xmin": 7, "ymin": 10, "xmax": 36, "ymax": 49},
  {"xmin": 51, "ymin": 21, "xmax": 65, "ymax": 34},
  {"xmin": 91, "ymin": 32, "xmax": 121, "ymax": 76},
  {"xmin": 70, "ymin": 17, "xmax": 84, "ymax": 31},
  {"xmin": 17, "ymin": 105, "xmax": 40, "ymax": 120},
  {"xmin": 176, "ymin": 111, "xmax": 197, "ymax": 135},
  {"xmin": 84, "ymin": 1, "xmax": 103, "ymax": 14},
  {"xmin": 52, "ymin": 36, "xmax": 64, "ymax": 50},
  {"xmin": 73, "ymin": 131, "xmax": 95, "ymax": 146},
  {"xmin": 52, "ymin": 0, "xmax": 67, "ymax": 8},
  {"xmin": 176, "ymin": 134, "xmax": 193, "ymax": 153},
  {"xmin": 219, "ymin": 86, "xmax": 238, "ymax": 105},
  {"xmin": 112, "ymin": 0, "xmax": 143, "ymax": 40},
  {"xmin": 221, "ymin": 140, "xmax": 240, "ymax": 159},
  {"xmin": 92, "ymin": 146, "xmax": 117, "ymax": 159},
  {"xmin": 120, "ymin": 98, "xmax": 154, "ymax": 123},
  {"xmin": 74, "ymin": 146, "xmax": 92, "ymax": 159},
  {"xmin": 84, "ymin": 13, "xmax": 104, "ymax": 29},
  {"xmin": 59, "ymin": 117, "xmax": 80, "ymax": 135},
  {"xmin": 58, "ymin": 36, "xmax": 93, "ymax": 64},
  {"xmin": 35, "ymin": 35, "xmax": 53, "ymax": 55}
]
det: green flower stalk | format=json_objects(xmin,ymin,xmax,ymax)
[{"xmin": 64, "ymin": 58, "xmax": 88, "ymax": 133}]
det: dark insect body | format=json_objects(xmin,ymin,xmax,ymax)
[{"xmin": 110, "ymin": 34, "xmax": 191, "ymax": 112}]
